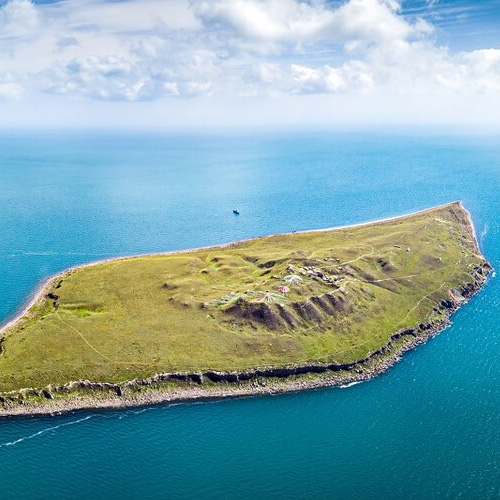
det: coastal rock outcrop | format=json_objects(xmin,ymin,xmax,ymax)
[{"xmin": 0, "ymin": 202, "xmax": 492, "ymax": 416}]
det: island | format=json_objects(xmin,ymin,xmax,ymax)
[{"xmin": 0, "ymin": 202, "xmax": 491, "ymax": 415}]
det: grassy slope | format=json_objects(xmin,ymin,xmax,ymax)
[{"xmin": 0, "ymin": 203, "xmax": 487, "ymax": 392}]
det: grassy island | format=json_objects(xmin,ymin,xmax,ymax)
[{"xmin": 0, "ymin": 202, "xmax": 491, "ymax": 415}]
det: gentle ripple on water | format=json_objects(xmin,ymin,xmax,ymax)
[{"xmin": 2, "ymin": 131, "xmax": 500, "ymax": 499}]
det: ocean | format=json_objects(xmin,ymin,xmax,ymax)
[{"xmin": 1, "ymin": 130, "xmax": 500, "ymax": 499}]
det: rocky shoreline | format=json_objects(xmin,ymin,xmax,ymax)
[{"xmin": 0, "ymin": 260, "xmax": 491, "ymax": 417}]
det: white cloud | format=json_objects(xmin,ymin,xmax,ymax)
[
  {"xmin": 281, "ymin": 42, "xmax": 500, "ymax": 98},
  {"xmin": 0, "ymin": 82, "xmax": 24, "ymax": 100},
  {"xmin": 331, "ymin": 0, "xmax": 414, "ymax": 49},
  {"xmin": 461, "ymin": 49, "xmax": 500, "ymax": 93},
  {"xmin": 290, "ymin": 60, "xmax": 374, "ymax": 94},
  {"xmin": 42, "ymin": 51, "xmax": 215, "ymax": 101},
  {"xmin": 0, "ymin": 0, "xmax": 39, "ymax": 38},
  {"xmin": 0, "ymin": 70, "xmax": 25, "ymax": 100},
  {"xmin": 0, "ymin": 0, "xmax": 499, "ymax": 127},
  {"xmin": 291, "ymin": 64, "xmax": 346, "ymax": 93},
  {"xmin": 192, "ymin": 0, "xmax": 333, "ymax": 47},
  {"xmin": 191, "ymin": 0, "xmax": 430, "ymax": 54},
  {"xmin": 43, "ymin": 56, "xmax": 150, "ymax": 101},
  {"xmin": 38, "ymin": 26, "xmax": 221, "ymax": 101}
]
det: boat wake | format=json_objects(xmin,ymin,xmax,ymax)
[
  {"xmin": 0, "ymin": 404, "xmax": 169, "ymax": 448},
  {"xmin": 3, "ymin": 251, "xmax": 112, "ymax": 258},
  {"xmin": 0, "ymin": 415, "xmax": 95, "ymax": 449}
]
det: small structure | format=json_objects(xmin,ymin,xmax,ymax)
[
  {"xmin": 257, "ymin": 291, "xmax": 280, "ymax": 303},
  {"xmin": 277, "ymin": 285, "xmax": 289, "ymax": 295},
  {"xmin": 283, "ymin": 274, "xmax": 303, "ymax": 285}
]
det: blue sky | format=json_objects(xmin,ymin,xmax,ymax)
[
  {"xmin": 0, "ymin": 0, "xmax": 499, "ymax": 129},
  {"xmin": 399, "ymin": 0, "xmax": 500, "ymax": 50}
]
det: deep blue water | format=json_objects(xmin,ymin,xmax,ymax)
[{"xmin": 1, "ymin": 131, "xmax": 500, "ymax": 499}]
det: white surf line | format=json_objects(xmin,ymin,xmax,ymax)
[
  {"xmin": 0, "ymin": 415, "xmax": 95, "ymax": 449},
  {"xmin": 339, "ymin": 381, "xmax": 363, "ymax": 389}
]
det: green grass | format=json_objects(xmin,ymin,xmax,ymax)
[{"xmin": 0, "ymin": 202, "xmax": 488, "ymax": 392}]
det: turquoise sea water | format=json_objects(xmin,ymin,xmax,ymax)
[{"xmin": 1, "ymin": 131, "xmax": 500, "ymax": 499}]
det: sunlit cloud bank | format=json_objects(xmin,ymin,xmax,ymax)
[{"xmin": 0, "ymin": 0, "xmax": 499, "ymax": 129}]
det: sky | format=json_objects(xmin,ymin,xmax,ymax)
[{"xmin": 0, "ymin": 0, "xmax": 499, "ymax": 130}]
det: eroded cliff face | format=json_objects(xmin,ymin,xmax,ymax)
[
  {"xmin": 0, "ymin": 260, "xmax": 490, "ymax": 411},
  {"xmin": 224, "ymin": 291, "xmax": 351, "ymax": 330},
  {"xmin": 0, "ymin": 202, "xmax": 492, "ymax": 415}
]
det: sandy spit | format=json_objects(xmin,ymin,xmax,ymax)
[{"xmin": 0, "ymin": 201, "xmax": 461, "ymax": 337}]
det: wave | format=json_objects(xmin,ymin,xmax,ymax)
[
  {"xmin": 339, "ymin": 381, "xmax": 363, "ymax": 389},
  {"xmin": 479, "ymin": 224, "xmax": 489, "ymax": 244}
]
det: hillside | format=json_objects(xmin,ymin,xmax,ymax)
[{"xmin": 0, "ymin": 202, "xmax": 490, "ymax": 412}]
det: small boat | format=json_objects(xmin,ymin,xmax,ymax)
[{"xmin": 233, "ymin": 209, "xmax": 240, "ymax": 215}]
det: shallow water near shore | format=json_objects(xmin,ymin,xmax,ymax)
[{"xmin": 1, "ymin": 130, "xmax": 500, "ymax": 499}]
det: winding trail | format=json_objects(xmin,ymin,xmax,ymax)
[
  {"xmin": 56, "ymin": 311, "xmax": 112, "ymax": 362},
  {"xmin": 55, "ymin": 311, "xmax": 153, "ymax": 367},
  {"xmin": 340, "ymin": 245, "xmax": 375, "ymax": 266}
]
